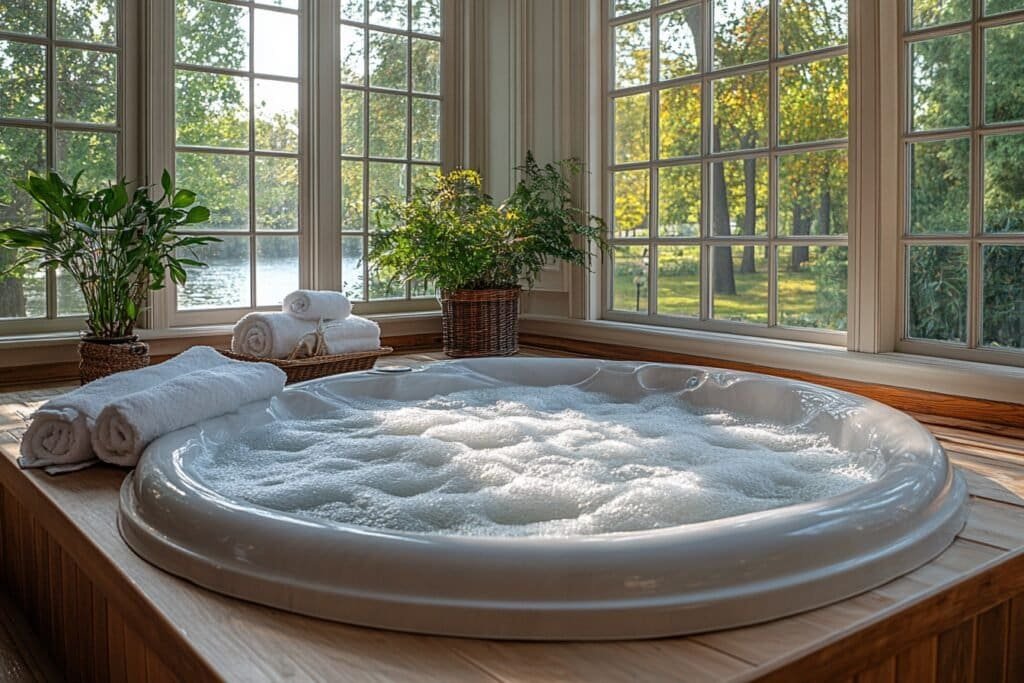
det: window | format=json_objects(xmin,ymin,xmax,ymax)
[
  {"xmin": 339, "ymin": 0, "xmax": 442, "ymax": 303},
  {"xmin": 172, "ymin": 0, "xmax": 303, "ymax": 314},
  {"xmin": 606, "ymin": 0, "xmax": 849, "ymax": 342},
  {"xmin": 900, "ymin": 0, "xmax": 1024, "ymax": 357},
  {"xmin": 0, "ymin": 0, "xmax": 127, "ymax": 330}
]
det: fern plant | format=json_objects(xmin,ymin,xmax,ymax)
[{"xmin": 369, "ymin": 153, "xmax": 606, "ymax": 293}]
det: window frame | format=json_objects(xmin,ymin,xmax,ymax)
[
  {"xmin": 0, "ymin": 0, "xmax": 141, "ymax": 336},
  {"xmin": 601, "ymin": 0, "xmax": 852, "ymax": 346},
  {"xmin": 895, "ymin": 1, "xmax": 1024, "ymax": 367}
]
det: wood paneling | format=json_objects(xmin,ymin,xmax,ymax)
[{"xmin": 520, "ymin": 334, "xmax": 1024, "ymax": 429}]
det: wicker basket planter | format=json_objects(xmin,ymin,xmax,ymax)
[
  {"xmin": 78, "ymin": 335, "xmax": 150, "ymax": 384},
  {"xmin": 440, "ymin": 287, "xmax": 520, "ymax": 358},
  {"xmin": 219, "ymin": 347, "xmax": 393, "ymax": 384}
]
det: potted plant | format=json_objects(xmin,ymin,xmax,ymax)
[
  {"xmin": 0, "ymin": 170, "xmax": 216, "ymax": 383},
  {"xmin": 370, "ymin": 153, "xmax": 606, "ymax": 357}
]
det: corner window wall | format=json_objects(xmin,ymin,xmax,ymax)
[
  {"xmin": 605, "ymin": 0, "xmax": 850, "ymax": 342},
  {"xmin": 0, "ymin": 0, "xmax": 130, "ymax": 333},
  {"xmin": 900, "ymin": 0, "xmax": 1024, "ymax": 360}
]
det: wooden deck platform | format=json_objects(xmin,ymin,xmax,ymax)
[{"xmin": 1, "ymin": 350, "xmax": 1023, "ymax": 682}]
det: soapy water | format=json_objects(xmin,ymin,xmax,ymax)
[{"xmin": 190, "ymin": 384, "xmax": 882, "ymax": 537}]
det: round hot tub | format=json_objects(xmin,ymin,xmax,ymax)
[{"xmin": 118, "ymin": 358, "xmax": 967, "ymax": 640}]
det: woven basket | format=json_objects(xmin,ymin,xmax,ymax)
[
  {"xmin": 440, "ymin": 287, "xmax": 520, "ymax": 358},
  {"xmin": 219, "ymin": 347, "xmax": 393, "ymax": 384},
  {"xmin": 78, "ymin": 336, "xmax": 150, "ymax": 385}
]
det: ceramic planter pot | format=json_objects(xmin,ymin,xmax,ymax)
[{"xmin": 78, "ymin": 334, "xmax": 150, "ymax": 384}]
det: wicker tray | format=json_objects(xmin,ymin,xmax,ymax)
[{"xmin": 219, "ymin": 347, "xmax": 393, "ymax": 384}]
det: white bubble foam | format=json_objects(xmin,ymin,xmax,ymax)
[{"xmin": 189, "ymin": 385, "xmax": 881, "ymax": 537}]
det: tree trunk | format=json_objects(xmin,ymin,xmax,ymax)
[
  {"xmin": 741, "ymin": 156, "xmax": 757, "ymax": 274},
  {"xmin": 712, "ymin": 129, "xmax": 736, "ymax": 296},
  {"xmin": 818, "ymin": 188, "xmax": 831, "ymax": 236},
  {"xmin": 790, "ymin": 204, "xmax": 810, "ymax": 270},
  {"xmin": 0, "ymin": 249, "xmax": 26, "ymax": 318}
]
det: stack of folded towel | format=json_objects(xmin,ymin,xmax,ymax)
[
  {"xmin": 19, "ymin": 346, "xmax": 286, "ymax": 474},
  {"xmin": 231, "ymin": 289, "xmax": 381, "ymax": 359}
]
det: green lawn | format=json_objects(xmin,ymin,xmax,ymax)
[{"xmin": 613, "ymin": 269, "xmax": 827, "ymax": 326}]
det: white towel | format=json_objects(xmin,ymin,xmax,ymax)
[
  {"xmin": 232, "ymin": 312, "xmax": 381, "ymax": 359},
  {"xmin": 283, "ymin": 290, "xmax": 352, "ymax": 321},
  {"xmin": 92, "ymin": 361, "xmax": 286, "ymax": 467},
  {"xmin": 18, "ymin": 346, "xmax": 232, "ymax": 473}
]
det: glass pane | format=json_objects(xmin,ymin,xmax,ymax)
[
  {"xmin": 984, "ymin": 133, "xmax": 1024, "ymax": 233},
  {"xmin": 255, "ymin": 156, "xmax": 298, "ymax": 231},
  {"xmin": 910, "ymin": 0, "xmax": 971, "ymax": 29},
  {"xmin": 412, "ymin": 38, "xmax": 440, "ymax": 94},
  {"xmin": 613, "ymin": 93, "xmax": 650, "ymax": 164},
  {"xmin": 778, "ymin": 149, "xmax": 849, "ymax": 236},
  {"xmin": 56, "ymin": 47, "xmax": 118, "ymax": 125},
  {"xmin": 982, "ymin": 245, "xmax": 1024, "ymax": 348},
  {"xmin": 369, "ymin": 263, "xmax": 404, "ymax": 300},
  {"xmin": 613, "ymin": 0, "xmax": 649, "ymax": 16},
  {"xmin": 658, "ymin": 164, "xmax": 700, "ymax": 237},
  {"xmin": 659, "ymin": 84, "xmax": 700, "ymax": 159},
  {"xmin": 987, "ymin": 0, "xmax": 1024, "ymax": 14},
  {"xmin": 178, "ymin": 237, "xmax": 251, "ymax": 310},
  {"xmin": 341, "ymin": 234, "xmax": 365, "ymax": 301},
  {"xmin": 368, "ymin": 161, "xmax": 407, "ymax": 215},
  {"xmin": 657, "ymin": 245, "xmax": 700, "ymax": 317},
  {"xmin": 56, "ymin": 268, "xmax": 87, "ymax": 317},
  {"xmin": 175, "ymin": 71, "xmax": 250, "ymax": 148},
  {"xmin": 711, "ymin": 245, "xmax": 768, "ymax": 324},
  {"xmin": 256, "ymin": 0, "xmax": 299, "ymax": 8},
  {"xmin": 176, "ymin": 0, "xmax": 248, "ymax": 70},
  {"xmin": 56, "ymin": 130, "xmax": 117, "ymax": 192},
  {"xmin": 368, "ymin": 92, "xmax": 407, "ymax": 158},
  {"xmin": 907, "ymin": 245, "xmax": 968, "ymax": 343},
  {"xmin": 611, "ymin": 246, "xmax": 649, "ymax": 313},
  {"xmin": 909, "ymin": 33, "xmax": 970, "ymax": 131},
  {"xmin": 909, "ymin": 137, "xmax": 970, "ymax": 234},
  {"xmin": 659, "ymin": 6, "xmax": 700, "ymax": 81},
  {"xmin": 411, "ymin": 164, "xmax": 438, "ymax": 191},
  {"xmin": 777, "ymin": 245, "xmax": 848, "ymax": 331},
  {"xmin": 340, "ymin": 0, "xmax": 364, "ymax": 23},
  {"xmin": 711, "ymin": 157, "xmax": 768, "ymax": 237},
  {"xmin": 254, "ymin": 9, "xmax": 298, "ymax": 77},
  {"xmin": 340, "ymin": 160, "xmax": 364, "ymax": 231},
  {"xmin": 0, "ymin": 125, "xmax": 46, "ymax": 320},
  {"xmin": 340, "ymin": 25, "xmax": 366, "ymax": 86},
  {"xmin": 369, "ymin": 31, "xmax": 407, "ymax": 90},
  {"xmin": 411, "ymin": 98, "xmax": 440, "ymax": 162},
  {"xmin": 370, "ymin": 0, "xmax": 406, "ymax": 30},
  {"xmin": 254, "ymin": 79, "xmax": 299, "ymax": 152},
  {"xmin": 712, "ymin": 0, "xmax": 769, "ymax": 70},
  {"xmin": 984, "ymin": 22, "xmax": 1024, "ymax": 125},
  {"xmin": 412, "ymin": 0, "xmax": 441, "ymax": 35},
  {"xmin": 58, "ymin": 0, "xmax": 116, "ymax": 44},
  {"xmin": 779, "ymin": 0, "xmax": 847, "ymax": 55},
  {"xmin": 613, "ymin": 169, "xmax": 649, "ymax": 238},
  {"xmin": 712, "ymin": 71, "xmax": 768, "ymax": 151},
  {"xmin": 0, "ymin": 0, "xmax": 46, "ymax": 36},
  {"xmin": 0, "ymin": 40, "xmax": 46, "ymax": 120},
  {"xmin": 256, "ymin": 236, "xmax": 298, "ymax": 306},
  {"xmin": 778, "ymin": 55, "xmax": 848, "ymax": 145},
  {"xmin": 176, "ymin": 152, "xmax": 250, "ymax": 231},
  {"xmin": 340, "ymin": 89, "xmax": 365, "ymax": 156},
  {"xmin": 613, "ymin": 19, "xmax": 650, "ymax": 89}
]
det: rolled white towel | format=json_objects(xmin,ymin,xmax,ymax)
[
  {"xmin": 232, "ymin": 312, "xmax": 381, "ymax": 358},
  {"xmin": 232, "ymin": 311, "xmax": 316, "ymax": 359},
  {"xmin": 92, "ymin": 361, "xmax": 286, "ymax": 467},
  {"xmin": 283, "ymin": 290, "xmax": 352, "ymax": 321},
  {"xmin": 19, "ymin": 346, "xmax": 231, "ymax": 473}
]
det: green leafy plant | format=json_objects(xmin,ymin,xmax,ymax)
[
  {"xmin": 369, "ymin": 153, "xmax": 606, "ymax": 292},
  {"xmin": 0, "ymin": 169, "xmax": 216, "ymax": 338}
]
